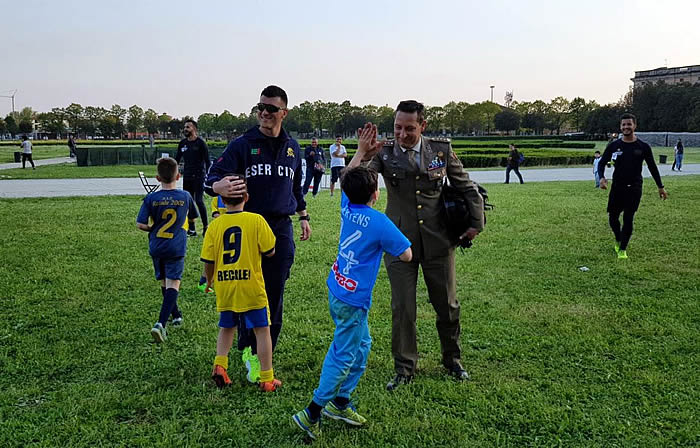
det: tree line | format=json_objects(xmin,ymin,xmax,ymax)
[{"xmin": 1, "ymin": 82, "xmax": 698, "ymax": 140}]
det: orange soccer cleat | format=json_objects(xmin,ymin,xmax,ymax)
[
  {"xmin": 212, "ymin": 365, "xmax": 232, "ymax": 388},
  {"xmin": 259, "ymin": 378, "xmax": 282, "ymax": 392}
]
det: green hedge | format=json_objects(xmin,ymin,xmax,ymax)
[
  {"xmin": 451, "ymin": 141, "xmax": 594, "ymax": 149},
  {"xmin": 0, "ymin": 139, "xmax": 184, "ymax": 147},
  {"xmin": 341, "ymin": 148, "xmax": 592, "ymax": 168},
  {"xmin": 451, "ymin": 135, "xmax": 565, "ymax": 141},
  {"xmin": 72, "ymin": 143, "xmax": 593, "ymax": 168},
  {"xmin": 458, "ymin": 152, "xmax": 593, "ymax": 168},
  {"xmin": 74, "ymin": 147, "xmax": 177, "ymax": 166}
]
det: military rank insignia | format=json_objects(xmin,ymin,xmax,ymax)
[
  {"xmin": 287, "ymin": 147, "xmax": 295, "ymax": 157},
  {"xmin": 251, "ymin": 148, "xmax": 260, "ymax": 155}
]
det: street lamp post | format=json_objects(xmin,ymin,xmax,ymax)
[{"xmin": 488, "ymin": 86, "xmax": 495, "ymax": 135}]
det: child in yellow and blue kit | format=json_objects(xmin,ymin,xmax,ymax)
[
  {"xmin": 200, "ymin": 175, "xmax": 282, "ymax": 392},
  {"xmin": 136, "ymin": 157, "xmax": 197, "ymax": 343}
]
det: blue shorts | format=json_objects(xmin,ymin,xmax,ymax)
[
  {"xmin": 219, "ymin": 307, "xmax": 270, "ymax": 329},
  {"xmin": 152, "ymin": 256, "xmax": 185, "ymax": 280}
]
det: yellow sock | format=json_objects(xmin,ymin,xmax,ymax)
[
  {"xmin": 259, "ymin": 368, "xmax": 274, "ymax": 383},
  {"xmin": 214, "ymin": 355, "xmax": 229, "ymax": 370}
]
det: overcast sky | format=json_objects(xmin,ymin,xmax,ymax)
[{"xmin": 2, "ymin": 0, "xmax": 699, "ymax": 118}]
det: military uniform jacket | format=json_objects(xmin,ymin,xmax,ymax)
[{"xmin": 367, "ymin": 137, "xmax": 484, "ymax": 259}]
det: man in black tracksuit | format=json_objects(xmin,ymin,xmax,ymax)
[
  {"xmin": 176, "ymin": 119, "xmax": 210, "ymax": 236},
  {"xmin": 598, "ymin": 113, "xmax": 668, "ymax": 259},
  {"xmin": 204, "ymin": 85, "xmax": 311, "ymax": 381}
]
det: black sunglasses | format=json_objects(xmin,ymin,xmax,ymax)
[{"xmin": 257, "ymin": 103, "xmax": 286, "ymax": 114}]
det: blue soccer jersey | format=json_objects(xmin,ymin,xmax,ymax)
[
  {"xmin": 326, "ymin": 192, "xmax": 411, "ymax": 310},
  {"xmin": 136, "ymin": 189, "xmax": 196, "ymax": 258}
]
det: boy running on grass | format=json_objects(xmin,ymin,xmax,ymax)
[
  {"xmin": 292, "ymin": 165, "xmax": 412, "ymax": 440},
  {"xmin": 136, "ymin": 157, "xmax": 197, "ymax": 343},
  {"xmin": 200, "ymin": 175, "xmax": 282, "ymax": 392}
]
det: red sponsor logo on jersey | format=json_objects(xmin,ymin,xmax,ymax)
[{"xmin": 332, "ymin": 261, "xmax": 358, "ymax": 292}]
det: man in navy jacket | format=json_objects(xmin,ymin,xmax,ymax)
[
  {"xmin": 205, "ymin": 85, "xmax": 311, "ymax": 381},
  {"xmin": 303, "ymin": 137, "xmax": 326, "ymax": 197}
]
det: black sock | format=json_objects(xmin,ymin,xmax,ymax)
[
  {"xmin": 199, "ymin": 276, "xmax": 206, "ymax": 286},
  {"xmin": 158, "ymin": 288, "xmax": 179, "ymax": 326},
  {"xmin": 307, "ymin": 401, "xmax": 323, "ymax": 421},
  {"xmin": 333, "ymin": 396, "xmax": 350, "ymax": 409},
  {"xmin": 189, "ymin": 221, "xmax": 196, "ymax": 232}
]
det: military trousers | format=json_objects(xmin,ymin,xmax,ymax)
[{"xmin": 385, "ymin": 249, "xmax": 461, "ymax": 376}]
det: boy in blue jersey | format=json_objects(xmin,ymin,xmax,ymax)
[
  {"xmin": 292, "ymin": 166, "xmax": 412, "ymax": 439},
  {"xmin": 136, "ymin": 157, "xmax": 197, "ymax": 343}
]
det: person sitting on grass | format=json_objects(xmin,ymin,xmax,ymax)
[
  {"xmin": 200, "ymin": 174, "xmax": 282, "ymax": 392},
  {"xmin": 136, "ymin": 157, "xmax": 197, "ymax": 343},
  {"xmin": 292, "ymin": 163, "xmax": 412, "ymax": 440},
  {"xmin": 197, "ymin": 195, "xmax": 227, "ymax": 293}
]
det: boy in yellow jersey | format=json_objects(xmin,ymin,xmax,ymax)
[
  {"xmin": 200, "ymin": 175, "xmax": 282, "ymax": 391},
  {"xmin": 197, "ymin": 195, "xmax": 227, "ymax": 293}
]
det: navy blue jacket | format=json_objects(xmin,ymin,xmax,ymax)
[
  {"xmin": 204, "ymin": 126, "xmax": 306, "ymax": 217},
  {"xmin": 304, "ymin": 145, "xmax": 325, "ymax": 166}
]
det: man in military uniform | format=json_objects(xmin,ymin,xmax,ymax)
[{"xmin": 347, "ymin": 101, "xmax": 484, "ymax": 390}]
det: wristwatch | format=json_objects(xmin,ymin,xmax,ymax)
[{"xmin": 299, "ymin": 215, "xmax": 310, "ymax": 222}]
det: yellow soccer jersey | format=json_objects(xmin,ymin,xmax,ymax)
[
  {"xmin": 200, "ymin": 211, "xmax": 276, "ymax": 313},
  {"xmin": 210, "ymin": 196, "xmax": 226, "ymax": 217}
]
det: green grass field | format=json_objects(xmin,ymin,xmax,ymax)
[
  {"xmin": 0, "ymin": 145, "xmax": 72, "ymax": 162},
  {"xmin": 0, "ymin": 164, "xmax": 157, "ymax": 179},
  {"xmin": 1, "ymin": 178, "xmax": 698, "ymax": 447}
]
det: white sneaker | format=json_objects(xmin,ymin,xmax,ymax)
[
  {"xmin": 171, "ymin": 317, "xmax": 183, "ymax": 327},
  {"xmin": 151, "ymin": 323, "xmax": 167, "ymax": 343}
]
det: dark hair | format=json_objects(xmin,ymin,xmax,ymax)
[
  {"xmin": 595, "ymin": 150, "xmax": 601, "ymax": 154},
  {"xmin": 341, "ymin": 166, "xmax": 378, "ymax": 204},
  {"xmin": 335, "ymin": 135, "xmax": 342, "ymax": 139},
  {"xmin": 156, "ymin": 157, "xmax": 178, "ymax": 183},
  {"xmin": 221, "ymin": 174, "xmax": 247, "ymax": 206},
  {"xmin": 395, "ymin": 100, "xmax": 425, "ymax": 123},
  {"xmin": 260, "ymin": 85, "xmax": 288, "ymax": 106},
  {"xmin": 184, "ymin": 118, "xmax": 198, "ymax": 129},
  {"xmin": 620, "ymin": 113, "xmax": 636, "ymax": 123},
  {"xmin": 22, "ymin": 135, "xmax": 28, "ymax": 141}
]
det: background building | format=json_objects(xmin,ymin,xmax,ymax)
[{"xmin": 632, "ymin": 65, "xmax": 700, "ymax": 87}]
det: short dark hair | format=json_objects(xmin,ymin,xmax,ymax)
[
  {"xmin": 620, "ymin": 113, "xmax": 636, "ymax": 123},
  {"xmin": 595, "ymin": 150, "xmax": 601, "ymax": 154},
  {"xmin": 260, "ymin": 85, "xmax": 288, "ymax": 107},
  {"xmin": 22, "ymin": 135, "xmax": 28, "ymax": 141},
  {"xmin": 335, "ymin": 135, "xmax": 342, "ymax": 139},
  {"xmin": 184, "ymin": 118, "xmax": 198, "ymax": 129},
  {"xmin": 395, "ymin": 100, "xmax": 425, "ymax": 123},
  {"xmin": 221, "ymin": 174, "xmax": 247, "ymax": 206},
  {"xmin": 156, "ymin": 157, "xmax": 178, "ymax": 183},
  {"xmin": 341, "ymin": 166, "xmax": 378, "ymax": 204}
]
